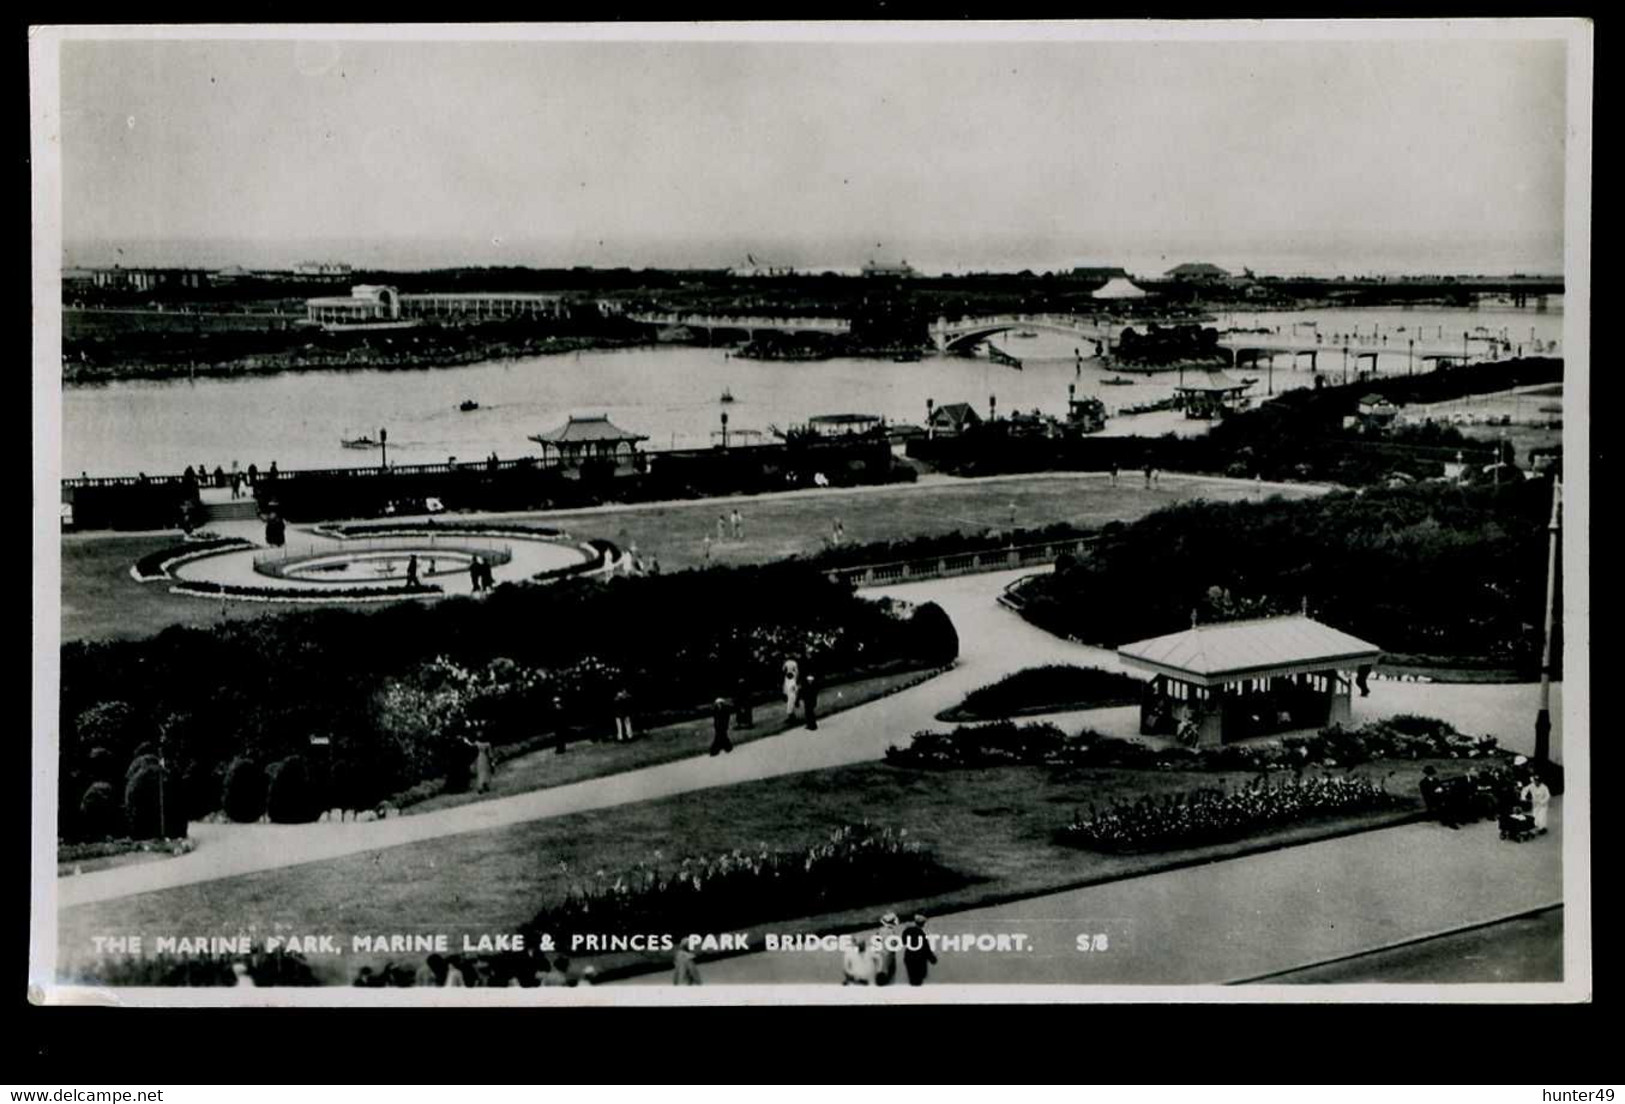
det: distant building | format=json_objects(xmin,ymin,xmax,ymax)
[
  {"xmin": 927, "ymin": 401, "xmax": 982, "ymax": 437},
  {"xmin": 294, "ymin": 261, "xmax": 354, "ymax": 278},
  {"xmin": 1356, "ymin": 394, "xmax": 1400, "ymax": 428},
  {"xmin": 1092, "ymin": 277, "xmax": 1149, "ymax": 301},
  {"xmin": 305, "ymin": 285, "xmax": 567, "ymax": 328},
  {"xmin": 89, "ymin": 267, "xmax": 209, "ymax": 292},
  {"xmin": 1164, "ymin": 262, "xmax": 1231, "ymax": 282},
  {"xmin": 861, "ymin": 259, "xmax": 916, "ymax": 279},
  {"xmin": 1072, "ymin": 266, "xmax": 1130, "ymax": 282}
]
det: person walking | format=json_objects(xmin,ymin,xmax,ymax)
[
  {"xmin": 703, "ymin": 534, "xmax": 713, "ymax": 563},
  {"xmin": 613, "ymin": 686, "xmax": 635, "ymax": 743},
  {"xmin": 1143, "ymin": 462, "xmax": 1153, "ymax": 489},
  {"xmin": 1521, "ymin": 774, "xmax": 1552, "ymax": 834},
  {"xmin": 717, "ymin": 514, "xmax": 728, "ymax": 542},
  {"xmin": 731, "ymin": 508, "xmax": 743, "ymax": 540},
  {"xmin": 781, "ymin": 657, "xmax": 800, "ymax": 719},
  {"xmin": 801, "ymin": 668, "xmax": 820, "ymax": 731},
  {"xmin": 1109, "ymin": 461, "xmax": 1119, "ymax": 487},
  {"xmin": 673, "ymin": 946, "xmax": 702, "ymax": 985},
  {"xmin": 469, "ymin": 555, "xmax": 484, "ymax": 593},
  {"xmin": 871, "ymin": 914, "xmax": 900, "ymax": 986},
  {"xmin": 842, "ymin": 938, "xmax": 874, "ymax": 986},
  {"xmin": 902, "ymin": 913, "xmax": 938, "ymax": 986},
  {"xmin": 406, "ymin": 554, "xmax": 420, "ymax": 588},
  {"xmin": 710, "ymin": 694, "xmax": 735, "ymax": 756}
]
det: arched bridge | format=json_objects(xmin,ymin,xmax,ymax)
[{"xmin": 930, "ymin": 314, "xmax": 1114, "ymax": 354}]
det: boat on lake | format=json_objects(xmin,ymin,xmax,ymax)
[
  {"xmin": 459, "ymin": 399, "xmax": 479, "ymax": 412},
  {"xmin": 1012, "ymin": 330, "xmax": 1039, "ymax": 339},
  {"xmin": 720, "ymin": 388, "xmax": 735, "ymax": 403},
  {"xmin": 1101, "ymin": 376, "xmax": 1137, "ymax": 386},
  {"xmin": 341, "ymin": 434, "xmax": 380, "ymax": 449}
]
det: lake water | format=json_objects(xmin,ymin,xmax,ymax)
[{"xmin": 59, "ymin": 300, "xmax": 1564, "ymax": 478}]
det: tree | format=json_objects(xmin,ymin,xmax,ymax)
[
  {"xmin": 221, "ymin": 758, "xmax": 266, "ymax": 823},
  {"xmin": 266, "ymin": 755, "xmax": 317, "ymax": 824},
  {"xmin": 78, "ymin": 781, "xmax": 119, "ymax": 841},
  {"xmin": 123, "ymin": 763, "xmax": 182, "ymax": 840},
  {"xmin": 908, "ymin": 602, "xmax": 960, "ymax": 667}
]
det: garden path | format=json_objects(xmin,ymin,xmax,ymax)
[
  {"xmin": 57, "ymin": 567, "xmax": 1563, "ymax": 909},
  {"xmin": 624, "ymin": 796, "xmax": 1566, "ymax": 986}
]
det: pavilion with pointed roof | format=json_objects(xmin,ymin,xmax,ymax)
[
  {"xmin": 529, "ymin": 414, "xmax": 648, "ymax": 477},
  {"xmin": 1174, "ymin": 368, "xmax": 1255, "ymax": 420},
  {"xmin": 1117, "ymin": 614, "xmax": 1382, "ymax": 746}
]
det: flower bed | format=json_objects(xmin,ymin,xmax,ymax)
[
  {"xmin": 516, "ymin": 823, "xmax": 958, "ymax": 946},
  {"xmin": 314, "ymin": 520, "xmax": 564, "ymax": 540},
  {"xmin": 936, "ymin": 664, "xmax": 1143, "ymax": 722},
  {"xmin": 886, "ymin": 715, "xmax": 1505, "ymax": 773},
  {"xmin": 130, "ymin": 537, "xmax": 254, "ymax": 582},
  {"xmin": 170, "ymin": 579, "xmax": 443, "ymax": 601},
  {"xmin": 1057, "ymin": 774, "xmax": 1412, "ymax": 853}
]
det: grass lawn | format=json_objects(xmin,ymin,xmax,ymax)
[
  {"xmin": 60, "ymin": 473, "xmax": 1321, "ymax": 644},
  {"xmin": 403, "ymin": 665, "xmax": 945, "ymax": 815},
  {"xmin": 59, "ymin": 755, "xmax": 1447, "ymax": 984}
]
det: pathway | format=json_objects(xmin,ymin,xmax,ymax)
[
  {"xmin": 57, "ymin": 566, "xmax": 1562, "ymax": 908},
  {"xmin": 625, "ymin": 799, "xmax": 1563, "ymax": 986}
]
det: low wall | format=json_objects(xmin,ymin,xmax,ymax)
[{"xmin": 825, "ymin": 535, "xmax": 1096, "ymax": 589}]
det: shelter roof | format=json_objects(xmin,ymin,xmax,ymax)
[
  {"xmin": 1092, "ymin": 277, "xmax": 1149, "ymax": 300},
  {"xmin": 529, "ymin": 414, "xmax": 648, "ymax": 446},
  {"xmin": 1118, "ymin": 614, "xmax": 1381, "ymax": 685}
]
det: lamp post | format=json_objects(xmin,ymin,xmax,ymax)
[
  {"xmin": 1534, "ymin": 476, "xmax": 1561, "ymax": 765},
  {"xmin": 379, "ymin": 427, "xmax": 388, "ymax": 470}
]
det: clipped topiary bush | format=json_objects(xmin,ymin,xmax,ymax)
[
  {"xmin": 221, "ymin": 758, "xmax": 266, "ymax": 824},
  {"xmin": 78, "ymin": 781, "xmax": 119, "ymax": 841},
  {"xmin": 266, "ymin": 755, "xmax": 318, "ymax": 824},
  {"xmin": 123, "ymin": 763, "xmax": 183, "ymax": 840},
  {"xmin": 908, "ymin": 601, "xmax": 959, "ymax": 667}
]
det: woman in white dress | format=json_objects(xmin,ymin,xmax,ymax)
[
  {"xmin": 782, "ymin": 657, "xmax": 800, "ymax": 719},
  {"xmin": 1521, "ymin": 776, "xmax": 1552, "ymax": 833}
]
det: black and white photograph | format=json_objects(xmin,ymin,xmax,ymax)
[{"xmin": 29, "ymin": 20, "xmax": 1591, "ymax": 1003}]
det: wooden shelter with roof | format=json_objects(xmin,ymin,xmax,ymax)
[
  {"xmin": 528, "ymin": 414, "xmax": 648, "ymax": 478},
  {"xmin": 1117, "ymin": 614, "xmax": 1382, "ymax": 747},
  {"xmin": 1174, "ymin": 368, "xmax": 1255, "ymax": 420}
]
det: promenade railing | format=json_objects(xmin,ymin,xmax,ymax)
[{"xmin": 823, "ymin": 534, "xmax": 1097, "ymax": 589}]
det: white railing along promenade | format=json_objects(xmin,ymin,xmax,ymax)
[{"xmin": 824, "ymin": 534, "xmax": 1095, "ymax": 589}]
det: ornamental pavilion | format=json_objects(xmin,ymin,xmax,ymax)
[
  {"xmin": 1174, "ymin": 369, "xmax": 1255, "ymax": 420},
  {"xmin": 528, "ymin": 415, "xmax": 648, "ymax": 477},
  {"xmin": 1117, "ymin": 615, "xmax": 1382, "ymax": 747}
]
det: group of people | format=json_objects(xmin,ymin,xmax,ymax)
[
  {"xmin": 353, "ymin": 951, "xmax": 595, "ymax": 988},
  {"xmin": 1420, "ymin": 758, "xmax": 1551, "ymax": 836},
  {"xmin": 467, "ymin": 555, "xmax": 496, "ymax": 593},
  {"xmin": 708, "ymin": 655, "xmax": 823, "ymax": 756},
  {"xmin": 183, "ymin": 460, "xmax": 270, "ymax": 501},
  {"xmin": 702, "ymin": 509, "xmax": 748, "ymax": 563},
  {"xmin": 840, "ymin": 912, "xmax": 939, "ymax": 987}
]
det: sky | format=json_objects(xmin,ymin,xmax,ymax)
[{"xmin": 52, "ymin": 30, "xmax": 1570, "ymax": 276}]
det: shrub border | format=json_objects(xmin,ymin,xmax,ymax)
[{"xmin": 130, "ymin": 538, "xmax": 255, "ymax": 582}]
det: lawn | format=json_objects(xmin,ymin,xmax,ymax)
[
  {"xmin": 60, "ymin": 473, "xmax": 1320, "ymax": 644},
  {"xmin": 58, "ymin": 755, "xmax": 1445, "ymax": 985}
]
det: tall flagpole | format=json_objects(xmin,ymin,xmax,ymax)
[{"xmin": 1534, "ymin": 475, "xmax": 1562, "ymax": 765}]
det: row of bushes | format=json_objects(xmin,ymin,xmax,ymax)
[
  {"xmin": 885, "ymin": 715, "xmax": 1504, "ymax": 773},
  {"xmin": 1057, "ymin": 774, "xmax": 1412, "ymax": 852},
  {"xmin": 806, "ymin": 523, "xmax": 1088, "ymax": 570},
  {"xmin": 1018, "ymin": 479, "xmax": 1561, "ymax": 671},
  {"xmin": 132, "ymin": 537, "xmax": 253, "ymax": 581},
  {"xmin": 62, "ymin": 562, "xmax": 960, "ymax": 839}
]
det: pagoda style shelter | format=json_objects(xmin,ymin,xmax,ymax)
[
  {"xmin": 1174, "ymin": 369, "xmax": 1254, "ymax": 420},
  {"xmin": 529, "ymin": 414, "xmax": 648, "ymax": 477},
  {"xmin": 1117, "ymin": 615, "xmax": 1381, "ymax": 747}
]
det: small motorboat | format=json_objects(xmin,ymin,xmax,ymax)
[
  {"xmin": 341, "ymin": 434, "xmax": 380, "ymax": 449},
  {"xmin": 720, "ymin": 388, "xmax": 736, "ymax": 403},
  {"xmin": 459, "ymin": 399, "xmax": 479, "ymax": 412},
  {"xmin": 1100, "ymin": 376, "xmax": 1137, "ymax": 386},
  {"xmin": 1012, "ymin": 330, "xmax": 1039, "ymax": 339}
]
